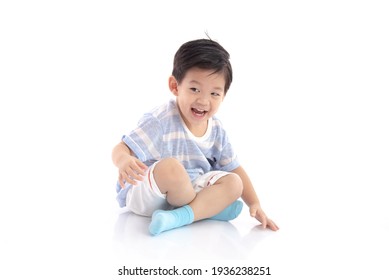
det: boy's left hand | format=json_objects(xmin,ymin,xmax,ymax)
[{"xmin": 249, "ymin": 204, "xmax": 279, "ymax": 231}]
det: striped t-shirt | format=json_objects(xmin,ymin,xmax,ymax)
[{"xmin": 116, "ymin": 99, "xmax": 239, "ymax": 207}]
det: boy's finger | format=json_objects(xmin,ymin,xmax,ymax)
[
  {"xmin": 136, "ymin": 160, "xmax": 148, "ymax": 171},
  {"xmin": 121, "ymin": 170, "xmax": 138, "ymax": 185},
  {"xmin": 133, "ymin": 162, "xmax": 147, "ymax": 176},
  {"xmin": 118, "ymin": 174, "xmax": 125, "ymax": 189},
  {"xmin": 128, "ymin": 168, "xmax": 144, "ymax": 181},
  {"xmin": 269, "ymin": 220, "xmax": 279, "ymax": 231},
  {"xmin": 125, "ymin": 175, "xmax": 138, "ymax": 186}
]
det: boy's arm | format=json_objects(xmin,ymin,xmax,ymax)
[
  {"xmin": 112, "ymin": 141, "xmax": 147, "ymax": 188},
  {"xmin": 232, "ymin": 166, "xmax": 279, "ymax": 231}
]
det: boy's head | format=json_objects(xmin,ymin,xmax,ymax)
[{"xmin": 172, "ymin": 39, "xmax": 233, "ymax": 94}]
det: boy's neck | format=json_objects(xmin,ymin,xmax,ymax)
[{"xmin": 187, "ymin": 121, "xmax": 208, "ymax": 137}]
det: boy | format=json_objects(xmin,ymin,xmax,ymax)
[{"xmin": 112, "ymin": 38, "xmax": 278, "ymax": 235}]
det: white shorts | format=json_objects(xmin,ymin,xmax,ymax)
[{"xmin": 125, "ymin": 161, "xmax": 232, "ymax": 217}]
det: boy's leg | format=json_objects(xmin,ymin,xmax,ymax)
[
  {"xmin": 150, "ymin": 164, "xmax": 243, "ymax": 235},
  {"xmin": 149, "ymin": 199, "xmax": 244, "ymax": 235},
  {"xmin": 189, "ymin": 174, "xmax": 243, "ymax": 221},
  {"xmin": 149, "ymin": 157, "xmax": 196, "ymax": 235},
  {"xmin": 209, "ymin": 200, "xmax": 243, "ymax": 221},
  {"xmin": 152, "ymin": 158, "xmax": 196, "ymax": 207}
]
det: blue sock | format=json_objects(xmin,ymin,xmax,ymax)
[
  {"xmin": 210, "ymin": 200, "xmax": 243, "ymax": 221},
  {"xmin": 149, "ymin": 205, "xmax": 194, "ymax": 236}
]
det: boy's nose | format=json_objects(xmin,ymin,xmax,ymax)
[{"xmin": 196, "ymin": 95, "xmax": 210, "ymax": 105}]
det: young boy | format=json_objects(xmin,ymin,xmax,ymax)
[{"xmin": 112, "ymin": 38, "xmax": 279, "ymax": 235}]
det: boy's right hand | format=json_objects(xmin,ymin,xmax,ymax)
[{"xmin": 117, "ymin": 154, "xmax": 147, "ymax": 188}]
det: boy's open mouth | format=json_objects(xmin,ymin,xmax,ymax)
[{"xmin": 191, "ymin": 108, "xmax": 208, "ymax": 117}]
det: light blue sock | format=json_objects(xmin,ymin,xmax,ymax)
[
  {"xmin": 210, "ymin": 200, "xmax": 243, "ymax": 221},
  {"xmin": 149, "ymin": 205, "xmax": 194, "ymax": 236}
]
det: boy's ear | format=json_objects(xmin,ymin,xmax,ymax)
[{"xmin": 168, "ymin": 75, "xmax": 179, "ymax": 96}]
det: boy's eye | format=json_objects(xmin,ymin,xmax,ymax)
[
  {"xmin": 212, "ymin": 92, "xmax": 221, "ymax": 97},
  {"xmin": 190, "ymin": 88, "xmax": 200, "ymax": 93}
]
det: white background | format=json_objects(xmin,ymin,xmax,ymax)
[{"xmin": 1, "ymin": 1, "xmax": 388, "ymax": 279}]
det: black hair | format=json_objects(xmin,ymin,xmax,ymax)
[{"xmin": 172, "ymin": 39, "xmax": 233, "ymax": 94}]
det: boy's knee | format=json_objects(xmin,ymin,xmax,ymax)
[
  {"xmin": 220, "ymin": 173, "xmax": 243, "ymax": 199},
  {"xmin": 155, "ymin": 158, "xmax": 184, "ymax": 175},
  {"xmin": 153, "ymin": 158, "xmax": 195, "ymax": 203},
  {"xmin": 153, "ymin": 158, "xmax": 187, "ymax": 184}
]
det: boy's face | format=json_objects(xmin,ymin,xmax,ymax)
[{"xmin": 169, "ymin": 67, "xmax": 225, "ymax": 136}]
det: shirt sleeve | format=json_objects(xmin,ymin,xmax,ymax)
[
  {"xmin": 121, "ymin": 113, "xmax": 163, "ymax": 162},
  {"xmin": 217, "ymin": 129, "xmax": 240, "ymax": 172}
]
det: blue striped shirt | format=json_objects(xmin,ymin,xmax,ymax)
[{"xmin": 116, "ymin": 99, "xmax": 239, "ymax": 207}]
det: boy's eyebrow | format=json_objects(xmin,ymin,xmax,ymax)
[
  {"xmin": 188, "ymin": 80, "xmax": 201, "ymax": 85},
  {"xmin": 189, "ymin": 80, "xmax": 224, "ymax": 91}
]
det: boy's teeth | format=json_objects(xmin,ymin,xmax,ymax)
[{"xmin": 193, "ymin": 108, "xmax": 205, "ymax": 113}]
